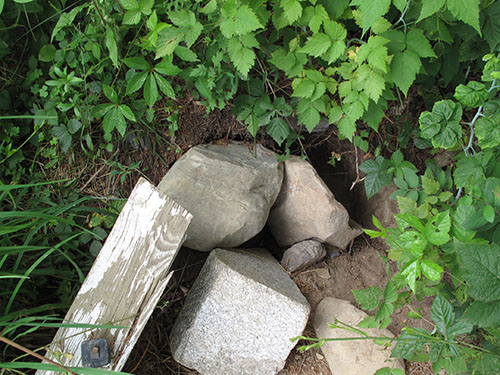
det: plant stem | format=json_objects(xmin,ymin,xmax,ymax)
[{"xmin": 0, "ymin": 336, "xmax": 76, "ymax": 374}]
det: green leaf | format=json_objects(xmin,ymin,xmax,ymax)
[
  {"xmin": 464, "ymin": 300, "xmax": 500, "ymax": 328},
  {"xmin": 446, "ymin": 0, "xmax": 481, "ymax": 35},
  {"xmin": 67, "ymin": 119, "xmax": 82, "ymax": 134},
  {"xmin": 456, "ymin": 242, "xmax": 500, "ymax": 302},
  {"xmin": 384, "ymin": 282, "xmax": 398, "ymax": 303},
  {"xmin": 51, "ymin": 5, "xmax": 85, "ymax": 41},
  {"xmin": 483, "ymin": 205, "xmax": 495, "ymax": 223},
  {"xmin": 144, "ymin": 73, "xmax": 158, "ymax": 107},
  {"xmin": 281, "ymin": 0, "xmax": 303, "ymax": 24},
  {"xmin": 421, "ymin": 175, "xmax": 440, "ymax": 195},
  {"xmin": 270, "ymin": 50, "xmax": 295, "ymax": 75},
  {"xmin": 426, "ymin": 211, "xmax": 451, "ymax": 245},
  {"xmin": 105, "ymin": 26, "xmax": 119, "ymax": 68},
  {"xmin": 91, "ymin": 104, "xmax": 114, "ymax": 118},
  {"xmin": 292, "ymin": 79, "xmax": 315, "ymax": 98},
  {"xmin": 102, "ymin": 85, "xmax": 118, "ymax": 103},
  {"xmin": 118, "ymin": 105, "xmax": 136, "ymax": 122},
  {"xmin": 483, "ymin": 1, "xmax": 500, "ymax": 51},
  {"xmin": 399, "ymin": 231, "xmax": 427, "ymax": 258},
  {"xmin": 51, "ymin": 125, "xmax": 72, "ymax": 152},
  {"xmin": 476, "ymin": 116, "xmax": 500, "ymax": 149},
  {"xmin": 359, "ymin": 157, "xmax": 392, "ymax": 199},
  {"xmin": 267, "ymin": 117, "xmax": 290, "ymax": 146},
  {"xmin": 431, "ymin": 295, "xmax": 454, "ymax": 336},
  {"xmin": 125, "ymin": 71, "xmax": 148, "ymax": 95},
  {"xmin": 390, "ymin": 50, "xmax": 421, "ymax": 96},
  {"xmin": 220, "ymin": 4, "xmax": 262, "ymax": 38},
  {"xmin": 453, "ymin": 157, "xmax": 484, "ymax": 189},
  {"xmin": 417, "ymin": 0, "xmax": 445, "ymax": 22},
  {"xmin": 154, "ymin": 72, "xmax": 175, "ymax": 99},
  {"xmin": 123, "ymin": 57, "xmax": 149, "ymax": 70},
  {"xmin": 200, "ymin": 0, "xmax": 217, "ymax": 14},
  {"xmin": 337, "ymin": 117, "xmax": 356, "ymax": 141},
  {"xmin": 352, "ymin": 286, "xmax": 382, "ymax": 311},
  {"xmin": 350, "ymin": 0, "xmax": 391, "ymax": 34},
  {"xmin": 454, "ymin": 81, "xmax": 488, "ymax": 108},
  {"xmin": 401, "ymin": 260, "xmax": 420, "ymax": 293},
  {"xmin": 174, "ymin": 46, "xmax": 198, "ymax": 62},
  {"xmin": 421, "ymin": 260, "xmax": 443, "ymax": 281},
  {"xmin": 39, "ymin": 44, "xmax": 56, "ymax": 62},
  {"xmin": 156, "ymin": 27, "xmax": 182, "ymax": 59},
  {"xmin": 363, "ymin": 69, "xmax": 385, "ymax": 102},
  {"xmin": 296, "ymin": 98, "xmax": 321, "ymax": 132},
  {"xmin": 300, "ymin": 33, "xmax": 331, "ymax": 57},
  {"xmin": 154, "ymin": 61, "xmax": 181, "ymax": 76},
  {"xmin": 406, "ymin": 29, "xmax": 436, "ymax": 58},
  {"xmin": 123, "ymin": 9, "xmax": 141, "ymax": 25},
  {"xmin": 227, "ymin": 38, "xmax": 255, "ymax": 77},
  {"xmin": 120, "ymin": 0, "xmax": 138, "ymax": 10}
]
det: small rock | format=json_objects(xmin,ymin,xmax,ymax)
[
  {"xmin": 313, "ymin": 297, "xmax": 405, "ymax": 375},
  {"xmin": 314, "ymin": 268, "xmax": 330, "ymax": 280},
  {"xmin": 268, "ymin": 157, "xmax": 362, "ymax": 249},
  {"xmin": 281, "ymin": 240, "xmax": 326, "ymax": 272},
  {"xmin": 158, "ymin": 142, "xmax": 283, "ymax": 251},
  {"xmin": 358, "ymin": 183, "xmax": 399, "ymax": 229},
  {"xmin": 316, "ymin": 352, "xmax": 324, "ymax": 360},
  {"xmin": 169, "ymin": 248, "xmax": 310, "ymax": 375}
]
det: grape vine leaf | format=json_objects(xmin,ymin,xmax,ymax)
[{"xmin": 300, "ymin": 33, "xmax": 331, "ymax": 57}]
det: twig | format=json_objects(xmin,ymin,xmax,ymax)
[
  {"xmin": 0, "ymin": 336, "xmax": 76, "ymax": 374},
  {"xmin": 350, "ymin": 147, "xmax": 366, "ymax": 191}
]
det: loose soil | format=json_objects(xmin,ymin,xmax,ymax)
[{"xmin": 79, "ymin": 99, "xmax": 436, "ymax": 375}]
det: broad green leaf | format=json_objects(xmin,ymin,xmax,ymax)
[
  {"xmin": 483, "ymin": 205, "xmax": 495, "ymax": 223},
  {"xmin": 281, "ymin": 0, "xmax": 303, "ymax": 24},
  {"xmin": 406, "ymin": 29, "xmax": 436, "ymax": 58},
  {"xmin": 154, "ymin": 73, "xmax": 175, "ymax": 99},
  {"xmin": 227, "ymin": 38, "xmax": 255, "ymax": 77},
  {"xmin": 123, "ymin": 9, "xmax": 141, "ymax": 25},
  {"xmin": 401, "ymin": 260, "xmax": 420, "ymax": 293},
  {"xmin": 39, "ymin": 44, "xmax": 56, "ymax": 62},
  {"xmin": 154, "ymin": 61, "xmax": 182, "ymax": 76},
  {"xmin": 51, "ymin": 125, "xmax": 72, "ymax": 152},
  {"xmin": 102, "ymin": 84, "xmax": 118, "ymax": 103},
  {"xmin": 362, "ymin": 101, "xmax": 384, "ymax": 131},
  {"xmin": 399, "ymin": 231, "xmax": 427, "ymax": 258},
  {"xmin": 456, "ymin": 242, "xmax": 500, "ymax": 302},
  {"xmin": 300, "ymin": 33, "xmax": 331, "ymax": 57},
  {"xmin": 123, "ymin": 57, "xmax": 149, "ymax": 70},
  {"xmin": 67, "ymin": 119, "xmax": 82, "ymax": 134},
  {"xmin": 292, "ymin": 79, "xmax": 315, "ymax": 98},
  {"xmin": 105, "ymin": 26, "xmax": 119, "ymax": 68},
  {"xmin": 390, "ymin": 50, "xmax": 421, "ymax": 96},
  {"xmin": 343, "ymin": 100, "xmax": 364, "ymax": 121},
  {"xmin": 125, "ymin": 71, "xmax": 148, "ymax": 95},
  {"xmin": 375, "ymin": 301, "xmax": 394, "ymax": 322},
  {"xmin": 200, "ymin": 0, "xmax": 217, "ymax": 14},
  {"xmin": 453, "ymin": 157, "xmax": 484, "ymax": 189},
  {"xmin": 338, "ymin": 117, "xmax": 356, "ymax": 141},
  {"xmin": 426, "ymin": 211, "xmax": 451, "ymax": 245},
  {"xmin": 392, "ymin": 327, "xmax": 433, "ymax": 359},
  {"xmin": 174, "ymin": 46, "xmax": 199, "ymax": 62},
  {"xmin": 446, "ymin": 0, "xmax": 481, "ymax": 35},
  {"xmin": 144, "ymin": 73, "xmax": 158, "ymax": 107},
  {"xmin": 452, "ymin": 198, "xmax": 476, "ymax": 242},
  {"xmin": 138, "ymin": 0, "xmax": 154, "ymax": 14},
  {"xmin": 421, "ymin": 175, "xmax": 440, "ymax": 195},
  {"xmin": 384, "ymin": 282, "xmax": 398, "ymax": 303},
  {"xmin": 220, "ymin": 4, "xmax": 262, "ymax": 38},
  {"xmin": 350, "ymin": 0, "xmax": 391, "ymax": 34},
  {"xmin": 91, "ymin": 104, "xmax": 114, "ymax": 118},
  {"xmin": 156, "ymin": 27, "xmax": 182, "ymax": 59},
  {"xmin": 464, "ymin": 300, "xmax": 500, "ymax": 328},
  {"xmin": 359, "ymin": 157, "xmax": 392, "ymax": 199},
  {"xmin": 308, "ymin": 5, "xmax": 329, "ymax": 33},
  {"xmin": 269, "ymin": 50, "xmax": 295, "ymax": 75},
  {"xmin": 421, "ymin": 260, "xmax": 443, "ymax": 281},
  {"xmin": 417, "ymin": 0, "xmax": 445, "ymax": 22},
  {"xmin": 431, "ymin": 295, "xmax": 454, "ymax": 336},
  {"xmin": 118, "ymin": 105, "xmax": 136, "ymax": 122},
  {"xmin": 476, "ymin": 116, "xmax": 500, "ymax": 149},
  {"xmin": 454, "ymin": 81, "xmax": 488, "ymax": 108},
  {"xmin": 352, "ymin": 286, "xmax": 382, "ymax": 310},
  {"xmin": 169, "ymin": 9, "xmax": 194, "ymax": 27},
  {"xmin": 395, "ymin": 213, "xmax": 424, "ymax": 232},
  {"xmin": 483, "ymin": 1, "xmax": 500, "ymax": 51},
  {"xmin": 267, "ymin": 118, "xmax": 290, "ymax": 146},
  {"xmin": 103, "ymin": 106, "xmax": 117, "ymax": 134},
  {"xmin": 297, "ymin": 98, "xmax": 321, "ymax": 132},
  {"xmin": 120, "ymin": 0, "xmax": 138, "ymax": 10},
  {"xmin": 363, "ymin": 69, "xmax": 385, "ymax": 102}
]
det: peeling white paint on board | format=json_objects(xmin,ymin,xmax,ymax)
[{"xmin": 36, "ymin": 178, "xmax": 191, "ymax": 374}]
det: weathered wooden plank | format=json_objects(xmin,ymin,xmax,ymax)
[{"xmin": 36, "ymin": 177, "xmax": 192, "ymax": 374}]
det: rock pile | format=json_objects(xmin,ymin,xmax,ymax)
[{"xmin": 156, "ymin": 141, "xmax": 401, "ymax": 375}]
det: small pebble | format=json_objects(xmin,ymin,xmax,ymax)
[{"xmin": 314, "ymin": 268, "xmax": 331, "ymax": 280}]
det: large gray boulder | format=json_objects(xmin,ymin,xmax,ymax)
[
  {"xmin": 314, "ymin": 297, "xmax": 405, "ymax": 375},
  {"xmin": 268, "ymin": 156, "xmax": 361, "ymax": 249},
  {"xmin": 169, "ymin": 248, "xmax": 310, "ymax": 375},
  {"xmin": 158, "ymin": 143, "xmax": 283, "ymax": 251}
]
